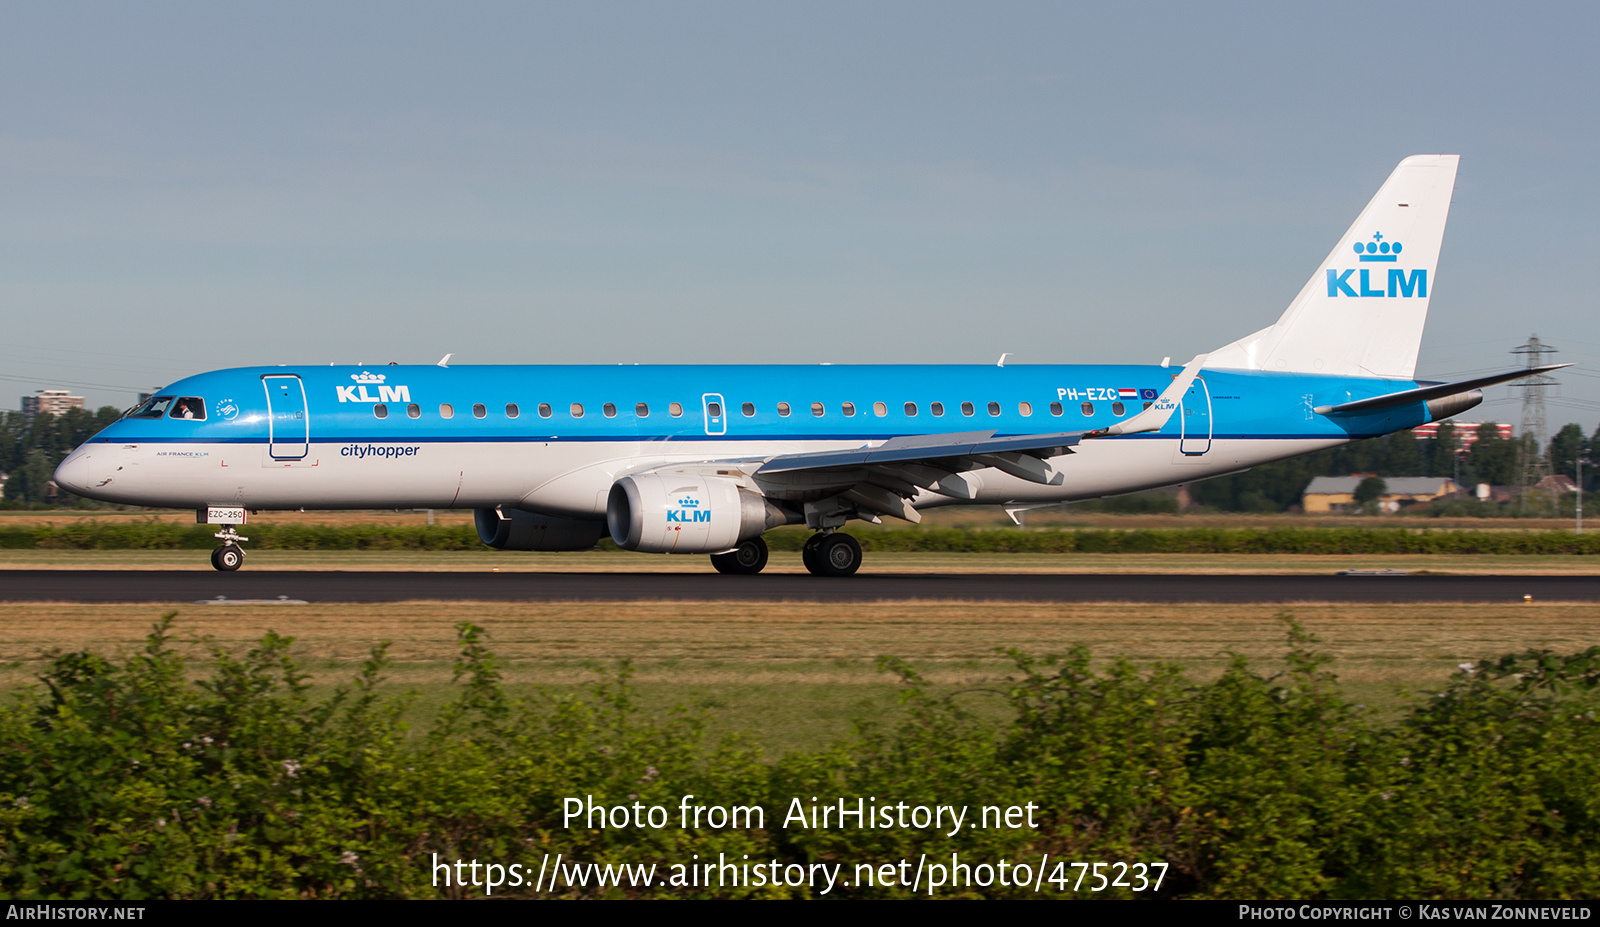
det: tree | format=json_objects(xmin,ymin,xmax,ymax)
[
  {"xmin": 1426, "ymin": 422, "xmax": 1460, "ymax": 478},
  {"xmin": 1353, "ymin": 476, "xmax": 1387, "ymax": 510},
  {"xmin": 1466, "ymin": 423, "xmax": 1517, "ymax": 487},
  {"xmin": 1549, "ymin": 424, "xmax": 1585, "ymax": 480}
]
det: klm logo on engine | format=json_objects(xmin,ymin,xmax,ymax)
[
  {"xmin": 1326, "ymin": 232, "xmax": 1427, "ymax": 298},
  {"xmin": 336, "ymin": 371, "xmax": 411, "ymax": 404},
  {"xmin": 666, "ymin": 497, "xmax": 712, "ymax": 523}
]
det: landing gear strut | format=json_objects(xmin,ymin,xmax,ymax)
[
  {"xmin": 210, "ymin": 525, "xmax": 248, "ymax": 572},
  {"xmin": 710, "ymin": 536, "xmax": 769, "ymax": 575},
  {"xmin": 803, "ymin": 532, "xmax": 861, "ymax": 577}
]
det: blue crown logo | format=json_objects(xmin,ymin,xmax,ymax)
[
  {"xmin": 1353, "ymin": 232, "xmax": 1402, "ymax": 263},
  {"xmin": 677, "ymin": 497, "xmax": 701, "ymax": 507},
  {"xmin": 351, "ymin": 371, "xmax": 387, "ymax": 383}
]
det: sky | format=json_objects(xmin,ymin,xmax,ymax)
[{"xmin": 3, "ymin": 1, "xmax": 1598, "ymax": 434}]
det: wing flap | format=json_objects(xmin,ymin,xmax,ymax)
[{"xmin": 754, "ymin": 429, "xmax": 1086, "ymax": 475}]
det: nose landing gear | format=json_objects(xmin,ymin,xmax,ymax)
[{"xmin": 210, "ymin": 525, "xmax": 248, "ymax": 572}]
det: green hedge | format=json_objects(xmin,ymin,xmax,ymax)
[
  {"xmin": 4, "ymin": 522, "xmax": 1599, "ymax": 554},
  {"xmin": 2, "ymin": 617, "xmax": 1597, "ymax": 899}
]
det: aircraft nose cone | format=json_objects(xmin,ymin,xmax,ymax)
[{"xmin": 54, "ymin": 450, "xmax": 90, "ymax": 495}]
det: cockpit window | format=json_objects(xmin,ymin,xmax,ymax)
[
  {"xmin": 129, "ymin": 396, "xmax": 174, "ymax": 419},
  {"xmin": 169, "ymin": 397, "xmax": 206, "ymax": 421}
]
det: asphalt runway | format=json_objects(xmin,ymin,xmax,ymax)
[{"xmin": 2, "ymin": 570, "xmax": 1598, "ymax": 604}]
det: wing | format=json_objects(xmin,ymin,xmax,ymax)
[{"xmin": 750, "ymin": 355, "xmax": 1209, "ymax": 524}]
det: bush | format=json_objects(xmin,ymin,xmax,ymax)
[{"xmin": 2, "ymin": 617, "xmax": 1598, "ymax": 899}]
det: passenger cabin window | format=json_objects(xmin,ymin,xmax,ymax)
[
  {"xmin": 1143, "ymin": 401, "xmax": 1153, "ymax": 411},
  {"xmin": 570, "ymin": 403, "xmax": 585, "ymax": 418},
  {"xmin": 538, "ymin": 403, "xmax": 552, "ymax": 418},
  {"xmin": 472, "ymin": 403, "xmax": 487, "ymax": 418},
  {"xmin": 506, "ymin": 403, "xmax": 519, "ymax": 418},
  {"xmin": 904, "ymin": 402, "xmax": 917, "ymax": 416},
  {"xmin": 987, "ymin": 401, "xmax": 1001, "ymax": 416},
  {"xmin": 842, "ymin": 402, "xmax": 856, "ymax": 417},
  {"xmin": 873, "ymin": 402, "xmax": 887, "ymax": 417},
  {"xmin": 1112, "ymin": 401, "xmax": 1125, "ymax": 416},
  {"xmin": 636, "ymin": 403, "xmax": 649, "ymax": 417},
  {"xmin": 374, "ymin": 404, "xmax": 389, "ymax": 419},
  {"xmin": 811, "ymin": 402, "xmax": 825, "ymax": 417},
  {"xmin": 1081, "ymin": 402, "xmax": 1094, "ymax": 416},
  {"xmin": 603, "ymin": 403, "xmax": 617, "ymax": 418},
  {"xmin": 960, "ymin": 402, "xmax": 974, "ymax": 416},
  {"xmin": 669, "ymin": 402, "xmax": 683, "ymax": 417},
  {"xmin": 169, "ymin": 397, "xmax": 206, "ymax": 420},
  {"xmin": 129, "ymin": 396, "xmax": 174, "ymax": 419},
  {"xmin": 439, "ymin": 403, "xmax": 454, "ymax": 419},
  {"xmin": 1018, "ymin": 401, "xmax": 1032, "ymax": 417},
  {"xmin": 1050, "ymin": 402, "xmax": 1063, "ymax": 416},
  {"xmin": 931, "ymin": 401, "xmax": 944, "ymax": 417},
  {"xmin": 778, "ymin": 402, "xmax": 791, "ymax": 417},
  {"xmin": 407, "ymin": 403, "xmax": 420, "ymax": 419},
  {"xmin": 741, "ymin": 402, "xmax": 755, "ymax": 417}
]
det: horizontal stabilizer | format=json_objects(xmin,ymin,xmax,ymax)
[
  {"xmin": 1314, "ymin": 364, "xmax": 1572, "ymax": 415},
  {"xmin": 756, "ymin": 429, "xmax": 1084, "ymax": 475}
]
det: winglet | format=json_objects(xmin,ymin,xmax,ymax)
[{"xmin": 1090, "ymin": 354, "xmax": 1209, "ymax": 438}]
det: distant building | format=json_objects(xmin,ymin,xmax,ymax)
[
  {"xmin": 21, "ymin": 389, "xmax": 85, "ymax": 423},
  {"xmin": 1534, "ymin": 474, "xmax": 1579, "ymax": 494},
  {"xmin": 1410, "ymin": 421, "xmax": 1515, "ymax": 453},
  {"xmin": 1302, "ymin": 475, "xmax": 1462, "ymax": 514}
]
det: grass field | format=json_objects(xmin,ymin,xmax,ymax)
[
  {"xmin": 3, "ymin": 599, "xmax": 1594, "ymax": 755},
  {"xmin": 5, "ymin": 548, "xmax": 1600, "ymax": 573}
]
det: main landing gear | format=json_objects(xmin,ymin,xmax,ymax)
[
  {"xmin": 706, "ymin": 532, "xmax": 863, "ymax": 576},
  {"xmin": 710, "ymin": 536, "xmax": 769, "ymax": 575},
  {"xmin": 210, "ymin": 526, "xmax": 248, "ymax": 572},
  {"xmin": 801, "ymin": 532, "xmax": 862, "ymax": 577}
]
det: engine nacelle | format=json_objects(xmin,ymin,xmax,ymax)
[
  {"xmin": 607, "ymin": 474, "xmax": 790, "ymax": 554},
  {"xmin": 474, "ymin": 507, "xmax": 606, "ymax": 551}
]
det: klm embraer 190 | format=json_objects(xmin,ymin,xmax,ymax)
[{"xmin": 54, "ymin": 155, "xmax": 1564, "ymax": 574}]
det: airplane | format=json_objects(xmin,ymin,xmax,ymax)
[{"xmin": 53, "ymin": 154, "xmax": 1566, "ymax": 574}]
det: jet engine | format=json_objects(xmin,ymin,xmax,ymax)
[
  {"xmin": 474, "ymin": 507, "xmax": 607, "ymax": 551},
  {"xmin": 607, "ymin": 474, "xmax": 792, "ymax": 554}
]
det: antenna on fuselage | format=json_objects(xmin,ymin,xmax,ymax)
[
  {"xmin": 438, "ymin": 354, "xmax": 453, "ymax": 368},
  {"xmin": 997, "ymin": 353, "xmax": 1012, "ymax": 367}
]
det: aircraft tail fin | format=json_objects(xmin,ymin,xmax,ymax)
[{"xmin": 1206, "ymin": 154, "xmax": 1460, "ymax": 381}]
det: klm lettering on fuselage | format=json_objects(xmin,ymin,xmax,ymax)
[
  {"xmin": 1327, "ymin": 232, "xmax": 1427, "ymax": 298},
  {"xmin": 666, "ymin": 498, "xmax": 712, "ymax": 523},
  {"xmin": 335, "ymin": 371, "xmax": 411, "ymax": 404}
]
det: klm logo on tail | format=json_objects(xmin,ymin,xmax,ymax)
[{"xmin": 1327, "ymin": 233, "xmax": 1426, "ymax": 298}]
